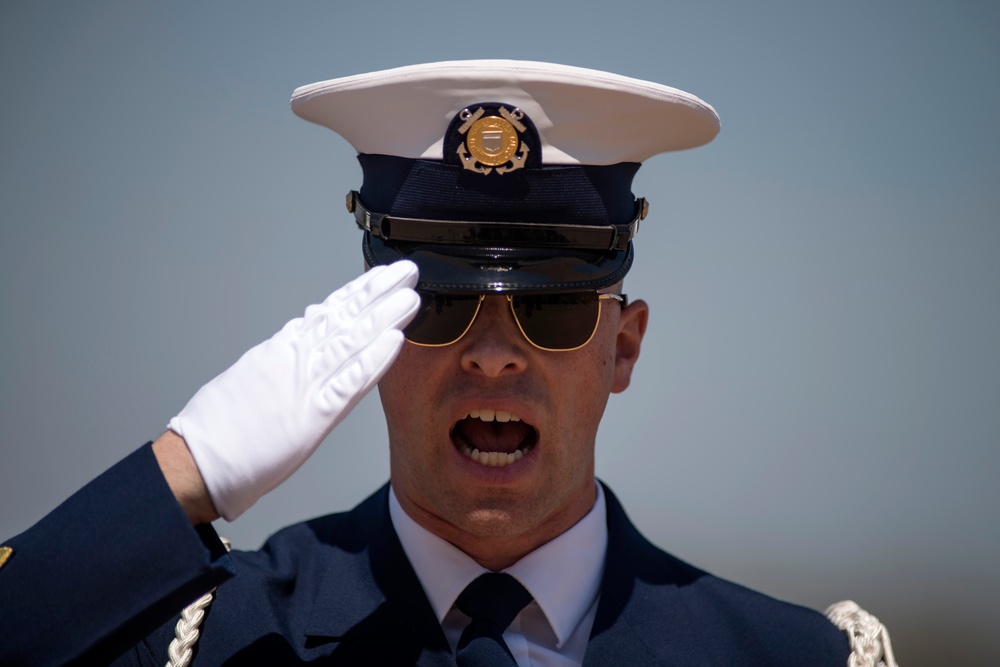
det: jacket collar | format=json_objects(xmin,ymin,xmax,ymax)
[
  {"xmin": 583, "ymin": 482, "xmax": 709, "ymax": 666},
  {"xmin": 303, "ymin": 484, "xmax": 453, "ymax": 664},
  {"xmin": 298, "ymin": 481, "xmax": 706, "ymax": 665}
]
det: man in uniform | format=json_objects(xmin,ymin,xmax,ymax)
[{"xmin": 1, "ymin": 61, "xmax": 856, "ymax": 665}]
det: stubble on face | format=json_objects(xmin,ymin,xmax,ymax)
[{"xmin": 378, "ymin": 297, "xmax": 626, "ymax": 564}]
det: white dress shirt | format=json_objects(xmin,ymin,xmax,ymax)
[{"xmin": 389, "ymin": 484, "xmax": 608, "ymax": 667}]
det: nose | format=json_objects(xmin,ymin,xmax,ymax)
[{"xmin": 459, "ymin": 296, "xmax": 529, "ymax": 377}]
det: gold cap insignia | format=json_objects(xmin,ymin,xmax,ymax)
[{"xmin": 453, "ymin": 105, "xmax": 533, "ymax": 175}]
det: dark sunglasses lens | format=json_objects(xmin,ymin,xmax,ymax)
[
  {"xmin": 404, "ymin": 293, "xmax": 481, "ymax": 345},
  {"xmin": 511, "ymin": 293, "xmax": 601, "ymax": 350}
]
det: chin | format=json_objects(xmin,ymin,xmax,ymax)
[{"xmin": 456, "ymin": 506, "xmax": 534, "ymax": 538}]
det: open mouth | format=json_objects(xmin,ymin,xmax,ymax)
[{"xmin": 451, "ymin": 409, "xmax": 538, "ymax": 467}]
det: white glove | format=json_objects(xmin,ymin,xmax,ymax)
[{"xmin": 168, "ymin": 261, "xmax": 420, "ymax": 520}]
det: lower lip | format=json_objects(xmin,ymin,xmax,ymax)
[{"xmin": 450, "ymin": 436, "xmax": 537, "ymax": 481}]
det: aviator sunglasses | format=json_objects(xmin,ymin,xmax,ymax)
[{"xmin": 404, "ymin": 291, "xmax": 627, "ymax": 352}]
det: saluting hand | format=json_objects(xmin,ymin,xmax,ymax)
[{"xmin": 166, "ymin": 261, "xmax": 420, "ymax": 521}]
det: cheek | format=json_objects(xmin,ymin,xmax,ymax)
[
  {"xmin": 555, "ymin": 333, "xmax": 617, "ymax": 433},
  {"xmin": 379, "ymin": 363, "xmax": 423, "ymax": 480},
  {"xmin": 378, "ymin": 349, "xmax": 421, "ymax": 434},
  {"xmin": 581, "ymin": 321, "xmax": 620, "ymax": 421},
  {"xmin": 580, "ymin": 348, "xmax": 615, "ymax": 394},
  {"xmin": 583, "ymin": 318, "xmax": 619, "ymax": 387},
  {"xmin": 381, "ymin": 343, "xmax": 431, "ymax": 397},
  {"xmin": 379, "ymin": 344, "xmax": 451, "ymax": 442}
]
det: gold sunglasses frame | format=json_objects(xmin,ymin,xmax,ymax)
[{"xmin": 407, "ymin": 293, "xmax": 626, "ymax": 352}]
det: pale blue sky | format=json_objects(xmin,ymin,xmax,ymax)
[{"xmin": 2, "ymin": 2, "xmax": 998, "ymax": 663}]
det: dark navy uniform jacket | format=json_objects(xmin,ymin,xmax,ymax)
[{"xmin": 1, "ymin": 444, "xmax": 849, "ymax": 665}]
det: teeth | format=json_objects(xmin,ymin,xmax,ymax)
[
  {"xmin": 460, "ymin": 445, "xmax": 529, "ymax": 467},
  {"xmin": 466, "ymin": 409, "xmax": 521, "ymax": 423},
  {"xmin": 457, "ymin": 409, "xmax": 530, "ymax": 467}
]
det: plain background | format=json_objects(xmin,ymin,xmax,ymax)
[{"xmin": 1, "ymin": 2, "xmax": 997, "ymax": 664}]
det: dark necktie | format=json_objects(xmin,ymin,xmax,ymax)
[{"xmin": 454, "ymin": 572, "xmax": 534, "ymax": 667}]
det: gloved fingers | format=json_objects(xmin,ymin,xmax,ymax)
[
  {"xmin": 320, "ymin": 285, "xmax": 419, "ymax": 350},
  {"xmin": 317, "ymin": 329, "xmax": 405, "ymax": 415},
  {"xmin": 310, "ymin": 287, "xmax": 418, "ymax": 378},
  {"xmin": 322, "ymin": 261, "xmax": 418, "ymax": 333},
  {"xmin": 303, "ymin": 261, "xmax": 418, "ymax": 335}
]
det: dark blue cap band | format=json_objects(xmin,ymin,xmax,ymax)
[
  {"xmin": 355, "ymin": 154, "xmax": 642, "ymax": 293},
  {"xmin": 358, "ymin": 154, "xmax": 641, "ymax": 226}
]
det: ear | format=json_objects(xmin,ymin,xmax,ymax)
[{"xmin": 611, "ymin": 299, "xmax": 648, "ymax": 393}]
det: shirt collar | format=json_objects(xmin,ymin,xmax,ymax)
[{"xmin": 389, "ymin": 483, "xmax": 607, "ymax": 649}]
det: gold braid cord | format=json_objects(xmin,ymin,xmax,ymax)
[
  {"xmin": 826, "ymin": 600, "xmax": 899, "ymax": 667},
  {"xmin": 166, "ymin": 538, "xmax": 231, "ymax": 667},
  {"xmin": 164, "ymin": 546, "xmax": 898, "ymax": 667}
]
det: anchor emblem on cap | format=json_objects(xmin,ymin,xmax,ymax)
[{"xmin": 455, "ymin": 106, "xmax": 531, "ymax": 175}]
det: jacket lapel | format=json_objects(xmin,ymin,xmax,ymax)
[
  {"xmin": 584, "ymin": 483, "xmax": 707, "ymax": 666},
  {"xmin": 302, "ymin": 485, "xmax": 454, "ymax": 665},
  {"xmin": 297, "ymin": 482, "xmax": 706, "ymax": 665},
  {"xmin": 584, "ymin": 483, "xmax": 663, "ymax": 665}
]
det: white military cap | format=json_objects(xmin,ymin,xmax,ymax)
[{"xmin": 291, "ymin": 60, "xmax": 720, "ymax": 293}]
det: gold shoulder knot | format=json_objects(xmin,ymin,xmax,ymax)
[{"xmin": 0, "ymin": 545, "xmax": 12, "ymax": 570}]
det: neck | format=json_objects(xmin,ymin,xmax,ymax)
[{"xmin": 394, "ymin": 481, "xmax": 598, "ymax": 571}]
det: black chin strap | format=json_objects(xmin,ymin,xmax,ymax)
[{"xmin": 348, "ymin": 190, "xmax": 647, "ymax": 252}]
